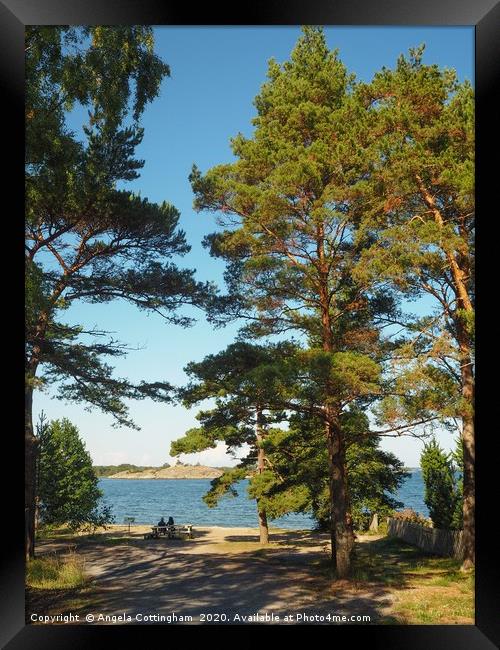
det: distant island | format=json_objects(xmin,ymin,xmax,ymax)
[{"xmin": 94, "ymin": 463, "xmax": 226, "ymax": 480}]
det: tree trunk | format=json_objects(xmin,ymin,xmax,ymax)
[
  {"xmin": 326, "ymin": 415, "xmax": 355, "ymax": 578},
  {"xmin": 458, "ymin": 326, "xmax": 475, "ymax": 570},
  {"xmin": 25, "ymin": 383, "xmax": 38, "ymax": 560},
  {"xmin": 255, "ymin": 406, "xmax": 269, "ymax": 544},
  {"xmin": 257, "ymin": 501, "xmax": 269, "ymax": 545},
  {"xmin": 461, "ymin": 411, "xmax": 474, "ymax": 570},
  {"xmin": 25, "ymin": 301, "xmax": 59, "ymax": 559},
  {"xmin": 316, "ymin": 232, "xmax": 355, "ymax": 577}
]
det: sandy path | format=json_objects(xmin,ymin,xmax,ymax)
[{"xmin": 33, "ymin": 527, "xmax": 392, "ymax": 625}]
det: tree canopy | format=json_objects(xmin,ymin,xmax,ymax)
[{"xmin": 26, "ymin": 26, "xmax": 215, "ymax": 427}]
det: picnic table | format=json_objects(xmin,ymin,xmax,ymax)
[{"xmin": 143, "ymin": 524, "xmax": 193, "ymax": 540}]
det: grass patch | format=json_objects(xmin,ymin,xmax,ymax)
[
  {"xmin": 391, "ymin": 587, "xmax": 474, "ymax": 624},
  {"xmin": 350, "ymin": 536, "xmax": 474, "ymax": 624},
  {"xmin": 27, "ymin": 552, "xmax": 87, "ymax": 590},
  {"xmin": 35, "ymin": 525, "xmax": 76, "ymax": 541},
  {"xmin": 36, "ymin": 524, "xmax": 125, "ymax": 547},
  {"xmin": 26, "ymin": 549, "xmax": 97, "ymax": 621},
  {"xmin": 36, "ymin": 523, "xmax": 118, "ymax": 542}
]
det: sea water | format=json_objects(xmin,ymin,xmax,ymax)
[{"xmin": 98, "ymin": 469, "xmax": 428, "ymax": 529}]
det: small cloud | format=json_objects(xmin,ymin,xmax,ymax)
[
  {"xmin": 174, "ymin": 442, "xmax": 240, "ymax": 468},
  {"xmin": 139, "ymin": 452, "xmax": 152, "ymax": 465},
  {"xmin": 98, "ymin": 451, "xmax": 129, "ymax": 465}
]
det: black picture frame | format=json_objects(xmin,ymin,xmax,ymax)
[{"xmin": 3, "ymin": 0, "xmax": 499, "ymax": 647}]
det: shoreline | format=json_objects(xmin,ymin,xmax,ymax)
[
  {"xmin": 43, "ymin": 524, "xmax": 329, "ymax": 555},
  {"xmin": 99, "ymin": 476, "xmax": 223, "ymax": 480},
  {"xmin": 98, "ymin": 475, "xmax": 253, "ymax": 481},
  {"xmin": 100, "ymin": 523, "xmax": 315, "ymax": 532},
  {"xmin": 103, "ymin": 523, "xmax": 308, "ymax": 530}
]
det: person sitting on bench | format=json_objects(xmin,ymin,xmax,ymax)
[
  {"xmin": 157, "ymin": 517, "xmax": 167, "ymax": 528},
  {"xmin": 167, "ymin": 516, "xmax": 174, "ymax": 527}
]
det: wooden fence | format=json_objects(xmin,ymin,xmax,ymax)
[{"xmin": 387, "ymin": 517, "xmax": 464, "ymax": 560}]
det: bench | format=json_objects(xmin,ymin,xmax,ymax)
[
  {"xmin": 144, "ymin": 524, "xmax": 193, "ymax": 540},
  {"xmin": 172, "ymin": 524, "xmax": 193, "ymax": 539},
  {"xmin": 144, "ymin": 526, "xmax": 171, "ymax": 539}
]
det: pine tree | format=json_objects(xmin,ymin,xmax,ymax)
[
  {"xmin": 171, "ymin": 342, "xmax": 297, "ymax": 544},
  {"xmin": 189, "ymin": 27, "xmax": 396, "ymax": 577},
  {"xmin": 172, "ymin": 345, "xmax": 408, "ymax": 537},
  {"xmin": 254, "ymin": 410, "xmax": 409, "ymax": 531},
  {"xmin": 420, "ymin": 439, "xmax": 460, "ymax": 530},
  {"xmin": 353, "ymin": 46, "xmax": 474, "ymax": 567}
]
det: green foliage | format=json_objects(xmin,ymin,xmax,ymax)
[
  {"xmin": 352, "ymin": 44, "xmax": 474, "ymax": 434},
  {"xmin": 172, "ymin": 341, "xmax": 297, "ymax": 457},
  {"xmin": 25, "ymin": 261, "xmax": 51, "ymax": 334},
  {"xmin": 191, "ymin": 26, "xmax": 396, "ymax": 349},
  {"xmin": 420, "ymin": 439, "xmax": 462, "ymax": 530},
  {"xmin": 170, "ymin": 427, "xmax": 218, "ymax": 456},
  {"xmin": 171, "ymin": 342, "xmax": 288, "ymax": 520},
  {"xmin": 36, "ymin": 415, "xmax": 114, "ymax": 531},
  {"xmin": 259, "ymin": 411, "xmax": 408, "ymax": 530},
  {"xmin": 203, "ymin": 467, "xmax": 249, "ymax": 507},
  {"xmin": 346, "ymin": 437, "xmax": 409, "ymax": 530},
  {"xmin": 375, "ymin": 348, "xmax": 461, "ymax": 432},
  {"xmin": 248, "ymin": 470, "xmax": 311, "ymax": 520}
]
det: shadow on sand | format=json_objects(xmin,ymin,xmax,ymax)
[{"xmin": 28, "ymin": 532, "xmax": 431, "ymax": 624}]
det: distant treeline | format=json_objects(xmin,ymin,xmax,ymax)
[
  {"xmin": 93, "ymin": 464, "xmax": 169, "ymax": 477},
  {"xmin": 93, "ymin": 462, "xmax": 233, "ymax": 477}
]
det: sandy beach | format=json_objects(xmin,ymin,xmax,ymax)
[{"xmin": 40, "ymin": 523, "xmax": 333, "ymax": 556}]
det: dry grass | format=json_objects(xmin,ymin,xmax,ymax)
[{"xmin": 27, "ymin": 552, "xmax": 87, "ymax": 590}]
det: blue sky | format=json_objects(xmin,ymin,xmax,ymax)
[{"xmin": 33, "ymin": 26, "xmax": 474, "ymax": 467}]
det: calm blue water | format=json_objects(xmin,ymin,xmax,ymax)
[
  {"xmin": 99, "ymin": 469, "xmax": 427, "ymax": 529},
  {"xmin": 398, "ymin": 469, "xmax": 429, "ymax": 517},
  {"xmin": 99, "ymin": 478, "xmax": 314, "ymax": 529}
]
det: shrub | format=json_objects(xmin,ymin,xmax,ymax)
[
  {"xmin": 36, "ymin": 416, "xmax": 114, "ymax": 531},
  {"xmin": 420, "ymin": 439, "xmax": 462, "ymax": 529}
]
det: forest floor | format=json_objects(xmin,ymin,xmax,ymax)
[{"xmin": 26, "ymin": 525, "xmax": 474, "ymax": 625}]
